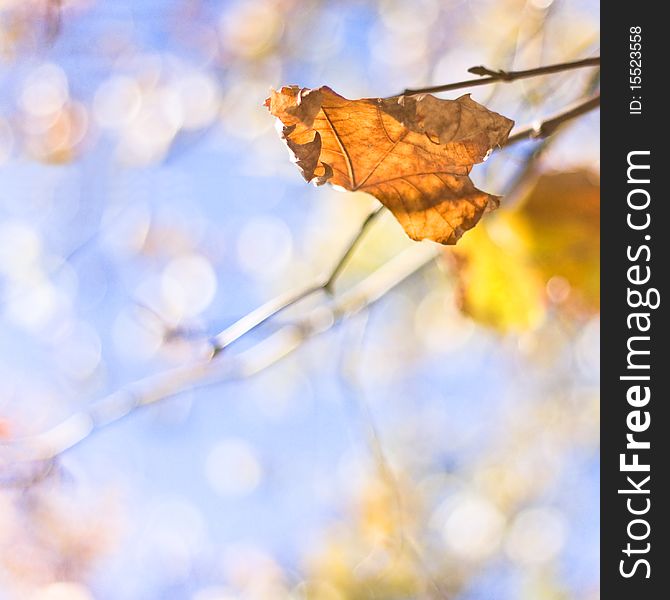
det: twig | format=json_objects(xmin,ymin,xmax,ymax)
[
  {"xmin": 209, "ymin": 282, "xmax": 323, "ymax": 355},
  {"xmin": 401, "ymin": 56, "xmax": 599, "ymax": 96},
  {"xmin": 209, "ymin": 204, "xmax": 384, "ymax": 355},
  {"xmin": 323, "ymin": 205, "xmax": 384, "ymax": 293},
  {"xmin": 504, "ymin": 94, "xmax": 600, "ymax": 145}
]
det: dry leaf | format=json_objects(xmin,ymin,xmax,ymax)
[{"xmin": 266, "ymin": 86, "xmax": 514, "ymax": 244}]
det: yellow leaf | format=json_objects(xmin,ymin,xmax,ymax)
[
  {"xmin": 454, "ymin": 222, "xmax": 545, "ymax": 331},
  {"xmin": 513, "ymin": 170, "xmax": 600, "ymax": 313},
  {"xmin": 453, "ymin": 169, "xmax": 600, "ymax": 331}
]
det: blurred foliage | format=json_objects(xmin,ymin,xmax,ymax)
[
  {"xmin": 0, "ymin": 0, "xmax": 598, "ymax": 599},
  {"xmin": 453, "ymin": 170, "xmax": 600, "ymax": 331},
  {"xmin": 0, "ymin": 472, "xmax": 119, "ymax": 599},
  {"xmin": 303, "ymin": 474, "xmax": 427, "ymax": 599},
  {"xmin": 515, "ymin": 170, "xmax": 600, "ymax": 312}
]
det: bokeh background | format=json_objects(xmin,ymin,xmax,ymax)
[{"xmin": 0, "ymin": 1, "xmax": 599, "ymax": 599}]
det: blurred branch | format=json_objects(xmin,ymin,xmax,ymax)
[
  {"xmin": 402, "ymin": 56, "xmax": 600, "ymax": 96},
  {"xmin": 2, "ymin": 243, "xmax": 437, "ymax": 466},
  {"xmin": 337, "ymin": 320, "xmax": 450, "ymax": 599},
  {"xmin": 210, "ymin": 204, "xmax": 384, "ymax": 355},
  {"xmin": 45, "ymin": 0, "xmax": 63, "ymax": 43}
]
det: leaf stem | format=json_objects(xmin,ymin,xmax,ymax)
[{"xmin": 402, "ymin": 56, "xmax": 600, "ymax": 96}]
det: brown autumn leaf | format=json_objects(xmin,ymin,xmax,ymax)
[{"xmin": 265, "ymin": 86, "xmax": 514, "ymax": 245}]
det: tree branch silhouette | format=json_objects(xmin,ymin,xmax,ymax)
[{"xmin": 402, "ymin": 56, "xmax": 599, "ymax": 96}]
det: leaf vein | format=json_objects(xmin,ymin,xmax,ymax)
[{"xmin": 321, "ymin": 107, "xmax": 356, "ymax": 188}]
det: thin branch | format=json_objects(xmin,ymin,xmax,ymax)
[
  {"xmin": 209, "ymin": 282, "xmax": 323, "ymax": 355},
  {"xmin": 504, "ymin": 94, "xmax": 600, "ymax": 145},
  {"xmin": 401, "ymin": 56, "xmax": 600, "ymax": 96},
  {"xmin": 209, "ymin": 204, "xmax": 384, "ymax": 355},
  {"xmin": 323, "ymin": 205, "xmax": 384, "ymax": 293}
]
